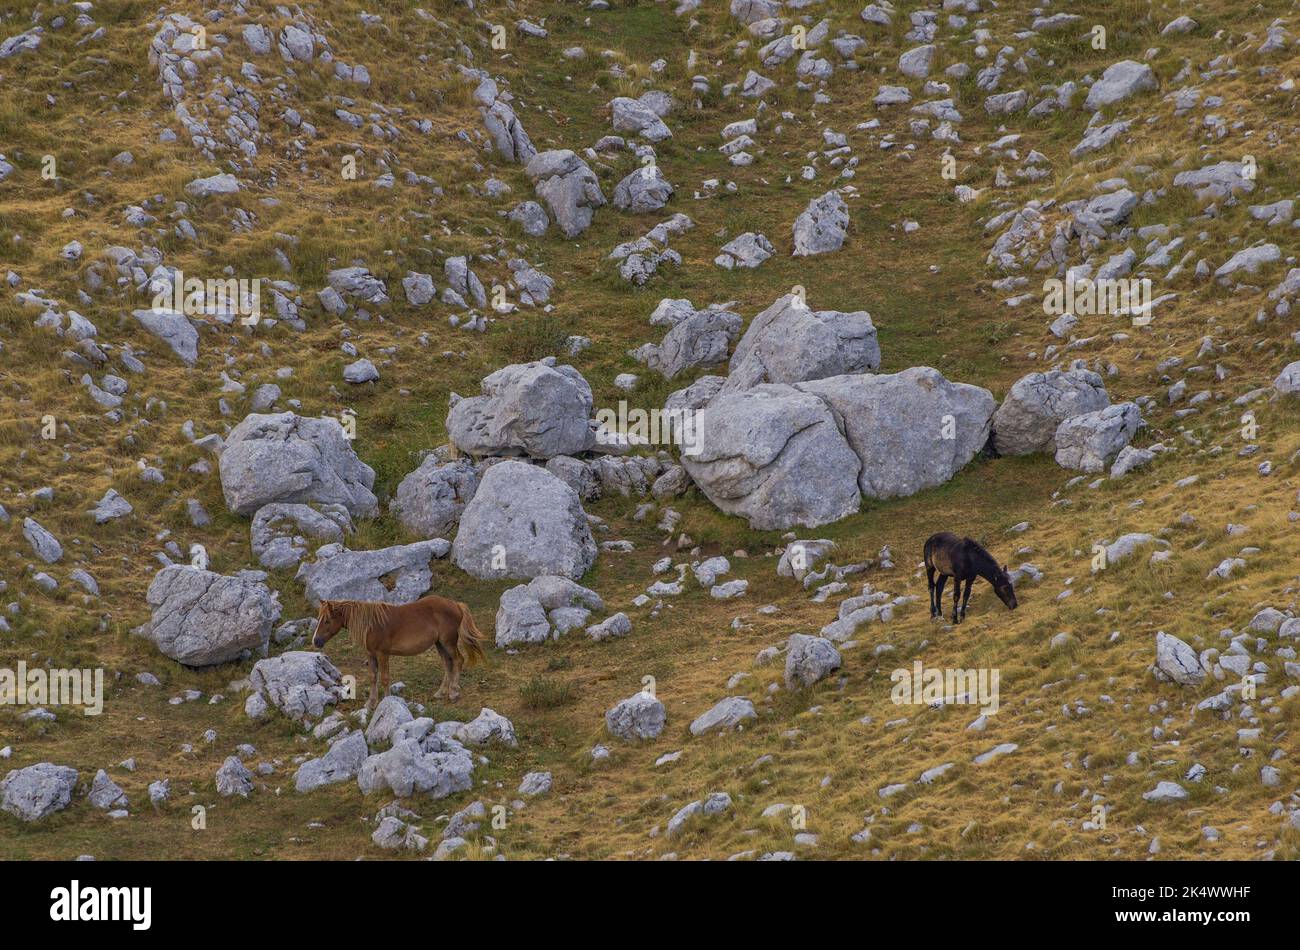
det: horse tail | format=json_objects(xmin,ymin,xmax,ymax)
[{"xmin": 455, "ymin": 602, "xmax": 487, "ymax": 668}]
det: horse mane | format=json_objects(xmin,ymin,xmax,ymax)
[
  {"xmin": 339, "ymin": 600, "xmax": 394, "ymax": 652},
  {"xmin": 965, "ymin": 538, "xmax": 1003, "ymax": 579}
]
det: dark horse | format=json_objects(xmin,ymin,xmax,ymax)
[{"xmin": 923, "ymin": 532, "xmax": 1018, "ymax": 624}]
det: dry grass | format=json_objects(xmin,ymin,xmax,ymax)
[{"xmin": 1, "ymin": 0, "xmax": 1298, "ymax": 859}]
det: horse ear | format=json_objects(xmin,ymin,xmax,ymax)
[{"xmin": 1001, "ymin": 564, "xmax": 1008, "ymax": 574}]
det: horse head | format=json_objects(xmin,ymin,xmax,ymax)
[
  {"xmin": 313, "ymin": 600, "xmax": 347, "ymax": 648},
  {"xmin": 993, "ymin": 565, "xmax": 1018, "ymax": 610}
]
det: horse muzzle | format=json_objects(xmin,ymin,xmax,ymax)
[{"xmin": 312, "ymin": 637, "xmax": 325, "ymax": 648}]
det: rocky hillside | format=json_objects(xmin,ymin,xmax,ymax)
[{"xmin": 2, "ymin": 0, "xmax": 1300, "ymax": 860}]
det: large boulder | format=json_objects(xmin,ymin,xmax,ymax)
[
  {"xmin": 295, "ymin": 540, "xmax": 449, "ymax": 606},
  {"xmin": 722, "ymin": 294, "xmax": 880, "ymax": 394},
  {"xmin": 479, "ymin": 91, "xmax": 536, "ymax": 164},
  {"xmin": 250, "ymin": 503, "xmax": 353, "ymax": 570},
  {"xmin": 357, "ymin": 734, "xmax": 476, "ymax": 799},
  {"xmin": 220, "ymin": 412, "xmax": 378, "ymax": 518},
  {"xmin": 142, "ymin": 566, "xmax": 281, "ymax": 666},
  {"xmin": 1172, "ymin": 161, "xmax": 1254, "ymax": 201},
  {"xmin": 446, "ymin": 361, "xmax": 595, "ymax": 459},
  {"xmin": 247, "ymin": 650, "xmax": 346, "ymax": 723},
  {"xmin": 797, "ymin": 367, "xmax": 995, "ymax": 500},
  {"xmin": 1084, "ymin": 60, "xmax": 1157, "ymax": 111},
  {"xmin": 294, "ymin": 730, "xmax": 369, "ymax": 793},
  {"xmin": 132, "ymin": 308, "xmax": 198, "ymax": 365},
  {"xmin": 452, "ymin": 461, "xmax": 598, "ymax": 580},
  {"xmin": 1054, "ymin": 402, "xmax": 1142, "ymax": 472},
  {"xmin": 991, "ymin": 368, "xmax": 1110, "ymax": 456},
  {"xmin": 605, "ymin": 691, "xmax": 666, "ymax": 740},
  {"xmin": 680, "ymin": 384, "xmax": 863, "ymax": 530},
  {"xmin": 610, "ymin": 96, "xmax": 672, "ymax": 141},
  {"xmin": 390, "ymin": 455, "xmax": 480, "ymax": 539},
  {"xmin": 1274, "ymin": 360, "xmax": 1300, "ymax": 396},
  {"xmin": 784, "ymin": 634, "xmax": 842, "ymax": 689},
  {"xmin": 496, "ymin": 576, "xmax": 605, "ymax": 647},
  {"xmin": 685, "ymin": 367, "xmax": 994, "ymax": 529},
  {"xmin": 525, "ymin": 149, "xmax": 606, "ymax": 238},
  {"xmin": 612, "ymin": 165, "xmax": 674, "ymax": 214},
  {"xmin": 0, "ymin": 763, "xmax": 78, "ymax": 822},
  {"xmin": 1153, "ymin": 631, "xmax": 1205, "ymax": 686},
  {"xmin": 689, "ymin": 696, "xmax": 757, "ymax": 735},
  {"xmin": 792, "ymin": 190, "xmax": 849, "ymax": 256},
  {"xmin": 632, "ymin": 308, "xmax": 743, "ymax": 380}
]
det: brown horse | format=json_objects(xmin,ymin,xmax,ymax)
[
  {"xmin": 312, "ymin": 596, "xmax": 487, "ymax": 709},
  {"xmin": 923, "ymin": 532, "xmax": 1018, "ymax": 625}
]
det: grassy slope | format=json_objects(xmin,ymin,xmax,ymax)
[{"xmin": 1, "ymin": 0, "xmax": 1298, "ymax": 858}]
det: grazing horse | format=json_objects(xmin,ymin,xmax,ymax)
[
  {"xmin": 312, "ymin": 596, "xmax": 487, "ymax": 709},
  {"xmin": 923, "ymin": 532, "xmax": 1018, "ymax": 624}
]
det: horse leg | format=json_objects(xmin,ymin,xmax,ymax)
[
  {"xmin": 366, "ymin": 653, "xmax": 379, "ymax": 712},
  {"xmin": 961, "ymin": 577, "xmax": 974, "ymax": 620},
  {"xmin": 448, "ymin": 650, "xmax": 463, "ymax": 704},
  {"xmin": 926, "ymin": 565, "xmax": 937, "ymax": 618},
  {"xmin": 952, "ymin": 576, "xmax": 962, "ymax": 625},
  {"xmin": 378, "ymin": 652, "xmax": 391, "ymax": 701},
  {"xmin": 935, "ymin": 574, "xmax": 948, "ymax": 622},
  {"xmin": 433, "ymin": 641, "xmax": 453, "ymax": 699}
]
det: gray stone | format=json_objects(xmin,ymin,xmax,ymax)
[
  {"xmin": 357, "ymin": 734, "xmax": 475, "ymax": 799},
  {"xmin": 0, "ymin": 763, "xmax": 78, "ymax": 822},
  {"xmin": 606, "ymin": 691, "xmax": 666, "ymax": 740},
  {"xmin": 132, "ymin": 308, "xmax": 198, "ymax": 365},
  {"xmin": 452, "ymin": 461, "xmax": 597, "ymax": 581},
  {"xmin": 250, "ymin": 503, "xmax": 352, "ymax": 570},
  {"xmin": 525, "ymin": 149, "xmax": 606, "ymax": 238},
  {"xmin": 88, "ymin": 769, "xmax": 128, "ymax": 810},
  {"xmin": 295, "ymin": 731, "xmax": 368, "ymax": 792},
  {"xmin": 792, "ymin": 190, "xmax": 849, "ymax": 256},
  {"xmin": 723, "ymin": 294, "xmax": 879, "ymax": 394},
  {"xmin": 784, "ymin": 633, "xmax": 842, "ymax": 689},
  {"xmin": 454, "ymin": 708, "xmax": 517, "ymax": 747},
  {"xmin": 610, "ymin": 96, "xmax": 672, "ymax": 141},
  {"xmin": 518, "ymin": 771, "xmax": 552, "ymax": 796},
  {"xmin": 508, "ymin": 200, "xmax": 549, "ymax": 236},
  {"xmin": 689, "ymin": 696, "xmax": 757, "ymax": 735},
  {"xmin": 1084, "ymin": 60, "xmax": 1157, "ymax": 111},
  {"xmin": 714, "ymin": 232, "xmax": 774, "ymax": 269},
  {"xmin": 613, "ymin": 165, "xmax": 674, "ymax": 214},
  {"xmin": 248, "ymin": 650, "xmax": 346, "ymax": 722},
  {"xmin": 365, "ymin": 696, "xmax": 414, "ymax": 748},
  {"xmin": 447, "ymin": 361, "xmax": 595, "ymax": 459},
  {"xmin": 296, "ymin": 539, "xmax": 449, "ymax": 606},
  {"xmin": 681, "ymin": 384, "xmax": 862, "ymax": 530},
  {"xmin": 1053, "ymin": 402, "xmax": 1142, "ymax": 472},
  {"xmin": 991, "ymin": 369, "xmax": 1110, "ymax": 456},
  {"xmin": 797, "ymin": 367, "xmax": 996, "ymax": 500},
  {"xmin": 495, "ymin": 576, "xmax": 604, "ymax": 646},
  {"xmin": 22, "ymin": 518, "xmax": 62, "ymax": 563},
  {"xmin": 216, "ymin": 756, "xmax": 254, "ymax": 797},
  {"xmin": 1154, "ymin": 631, "xmax": 1205, "ymax": 685},
  {"xmin": 391, "ymin": 456, "xmax": 479, "ymax": 539},
  {"xmin": 142, "ymin": 566, "xmax": 280, "ymax": 666},
  {"xmin": 184, "ymin": 173, "xmax": 241, "ymax": 198},
  {"xmin": 220, "ymin": 412, "xmax": 378, "ymax": 518},
  {"xmin": 633, "ymin": 308, "xmax": 742, "ymax": 380}
]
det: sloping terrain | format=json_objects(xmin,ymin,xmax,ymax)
[{"xmin": 1, "ymin": 0, "xmax": 1299, "ymax": 860}]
